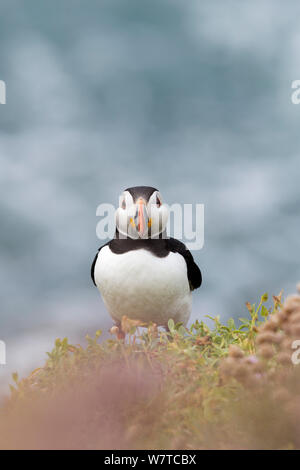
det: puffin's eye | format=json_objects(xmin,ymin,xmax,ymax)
[
  {"xmin": 156, "ymin": 195, "xmax": 162, "ymax": 208},
  {"xmin": 121, "ymin": 199, "xmax": 126, "ymax": 210}
]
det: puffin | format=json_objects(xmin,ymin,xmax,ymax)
[{"xmin": 91, "ymin": 186, "xmax": 202, "ymax": 332}]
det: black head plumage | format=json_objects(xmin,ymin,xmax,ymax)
[{"xmin": 125, "ymin": 186, "xmax": 158, "ymax": 202}]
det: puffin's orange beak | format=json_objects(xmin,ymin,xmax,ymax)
[
  {"xmin": 135, "ymin": 198, "xmax": 149, "ymax": 237},
  {"xmin": 138, "ymin": 199, "xmax": 145, "ymax": 234}
]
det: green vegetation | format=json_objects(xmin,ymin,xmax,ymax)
[{"xmin": 1, "ymin": 290, "xmax": 300, "ymax": 450}]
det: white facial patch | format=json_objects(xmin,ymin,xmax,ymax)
[{"xmin": 116, "ymin": 190, "xmax": 169, "ymax": 240}]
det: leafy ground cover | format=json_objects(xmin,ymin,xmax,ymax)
[{"xmin": 1, "ymin": 289, "xmax": 300, "ymax": 449}]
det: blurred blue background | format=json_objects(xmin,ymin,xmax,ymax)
[{"xmin": 0, "ymin": 0, "xmax": 300, "ymax": 390}]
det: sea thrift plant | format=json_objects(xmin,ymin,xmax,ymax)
[{"xmin": 1, "ymin": 287, "xmax": 300, "ymax": 449}]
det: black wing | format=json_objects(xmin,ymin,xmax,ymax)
[
  {"xmin": 91, "ymin": 242, "xmax": 109, "ymax": 287},
  {"xmin": 166, "ymin": 238, "xmax": 202, "ymax": 291}
]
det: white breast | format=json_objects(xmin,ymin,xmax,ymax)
[{"xmin": 94, "ymin": 246, "xmax": 192, "ymax": 326}]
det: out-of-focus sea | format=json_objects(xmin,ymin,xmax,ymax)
[{"xmin": 0, "ymin": 0, "xmax": 300, "ymax": 393}]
